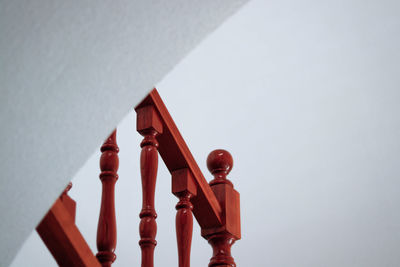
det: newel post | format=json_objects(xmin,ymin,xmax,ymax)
[
  {"xmin": 97, "ymin": 130, "xmax": 119, "ymax": 267},
  {"xmin": 136, "ymin": 105, "xmax": 163, "ymax": 267},
  {"xmin": 205, "ymin": 150, "xmax": 241, "ymax": 267}
]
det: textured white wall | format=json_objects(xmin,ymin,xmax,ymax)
[
  {"xmin": 0, "ymin": 1, "xmax": 248, "ymax": 266},
  {"xmin": 10, "ymin": 0, "xmax": 400, "ymax": 266}
]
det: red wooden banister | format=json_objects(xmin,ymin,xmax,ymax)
[
  {"xmin": 135, "ymin": 89, "xmax": 223, "ymax": 230},
  {"xmin": 37, "ymin": 88, "xmax": 240, "ymax": 267},
  {"xmin": 36, "ymin": 184, "xmax": 101, "ymax": 267},
  {"xmin": 135, "ymin": 88, "xmax": 241, "ymax": 267}
]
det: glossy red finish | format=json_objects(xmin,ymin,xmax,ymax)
[
  {"xmin": 135, "ymin": 89, "xmax": 222, "ymax": 231},
  {"xmin": 137, "ymin": 106, "xmax": 163, "ymax": 267},
  {"xmin": 136, "ymin": 89, "xmax": 241, "ymax": 266},
  {"xmin": 37, "ymin": 184, "xmax": 101, "ymax": 267},
  {"xmin": 61, "ymin": 182, "xmax": 75, "ymax": 221},
  {"xmin": 207, "ymin": 149, "xmax": 233, "ymax": 176},
  {"xmin": 172, "ymin": 169, "xmax": 197, "ymax": 267},
  {"xmin": 96, "ymin": 130, "xmax": 119, "ymax": 267},
  {"xmin": 175, "ymin": 197, "xmax": 193, "ymax": 267},
  {"xmin": 38, "ymin": 89, "xmax": 241, "ymax": 267},
  {"xmin": 208, "ymin": 234, "xmax": 236, "ymax": 267},
  {"xmin": 206, "ymin": 150, "xmax": 240, "ymax": 267}
]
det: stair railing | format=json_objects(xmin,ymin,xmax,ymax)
[{"xmin": 36, "ymin": 88, "xmax": 241, "ymax": 267}]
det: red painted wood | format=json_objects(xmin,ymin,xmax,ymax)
[
  {"xmin": 136, "ymin": 90, "xmax": 241, "ymax": 266},
  {"xmin": 206, "ymin": 150, "xmax": 241, "ymax": 267},
  {"xmin": 60, "ymin": 182, "xmax": 76, "ymax": 222},
  {"xmin": 137, "ymin": 106, "xmax": 163, "ymax": 267},
  {"xmin": 207, "ymin": 234, "xmax": 236, "ymax": 267},
  {"xmin": 135, "ymin": 89, "xmax": 222, "ymax": 233},
  {"xmin": 37, "ymin": 185, "xmax": 101, "ymax": 267},
  {"xmin": 175, "ymin": 194, "xmax": 193, "ymax": 267},
  {"xmin": 96, "ymin": 130, "xmax": 119, "ymax": 267},
  {"xmin": 172, "ymin": 169, "xmax": 197, "ymax": 267}
]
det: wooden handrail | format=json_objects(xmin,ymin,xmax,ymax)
[
  {"xmin": 135, "ymin": 89, "xmax": 241, "ymax": 267},
  {"xmin": 37, "ymin": 88, "xmax": 240, "ymax": 267},
  {"xmin": 135, "ymin": 89, "xmax": 223, "ymax": 231}
]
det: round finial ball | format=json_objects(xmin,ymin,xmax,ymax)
[{"xmin": 207, "ymin": 149, "xmax": 233, "ymax": 175}]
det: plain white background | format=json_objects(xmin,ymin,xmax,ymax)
[{"xmin": 11, "ymin": 0, "xmax": 400, "ymax": 266}]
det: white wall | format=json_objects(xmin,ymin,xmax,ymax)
[{"xmin": 10, "ymin": 0, "xmax": 400, "ymax": 266}]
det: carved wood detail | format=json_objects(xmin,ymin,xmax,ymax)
[
  {"xmin": 135, "ymin": 90, "xmax": 241, "ymax": 267},
  {"xmin": 206, "ymin": 150, "xmax": 241, "ymax": 267},
  {"xmin": 208, "ymin": 234, "xmax": 236, "ymax": 267},
  {"xmin": 137, "ymin": 106, "xmax": 163, "ymax": 267},
  {"xmin": 38, "ymin": 89, "xmax": 242, "ymax": 267},
  {"xmin": 96, "ymin": 130, "xmax": 119, "ymax": 267}
]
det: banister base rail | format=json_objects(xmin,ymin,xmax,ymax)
[{"xmin": 36, "ymin": 184, "xmax": 101, "ymax": 267}]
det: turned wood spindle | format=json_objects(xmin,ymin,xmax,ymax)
[
  {"xmin": 206, "ymin": 149, "xmax": 241, "ymax": 267},
  {"xmin": 172, "ymin": 169, "xmax": 197, "ymax": 267},
  {"xmin": 97, "ymin": 130, "xmax": 119, "ymax": 267},
  {"xmin": 137, "ymin": 106, "xmax": 163, "ymax": 267}
]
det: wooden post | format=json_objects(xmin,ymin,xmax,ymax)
[
  {"xmin": 96, "ymin": 130, "xmax": 119, "ymax": 267},
  {"xmin": 205, "ymin": 150, "xmax": 241, "ymax": 267},
  {"xmin": 135, "ymin": 90, "xmax": 241, "ymax": 266},
  {"xmin": 136, "ymin": 106, "xmax": 163, "ymax": 267},
  {"xmin": 172, "ymin": 169, "xmax": 197, "ymax": 267}
]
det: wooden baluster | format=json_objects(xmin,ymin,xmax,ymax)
[
  {"xmin": 96, "ymin": 130, "xmax": 119, "ymax": 267},
  {"xmin": 172, "ymin": 169, "xmax": 197, "ymax": 267},
  {"xmin": 206, "ymin": 150, "xmax": 241, "ymax": 267},
  {"xmin": 136, "ymin": 106, "xmax": 163, "ymax": 267}
]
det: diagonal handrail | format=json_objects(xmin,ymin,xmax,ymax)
[
  {"xmin": 135, "ymin": 89, "xmax": 223, "ymax": 229},
  {"xmin": 135, "ymin": 88, "xmax": 240, "ymax": 267},
  {"xmin": 36, "ymin": 88, "xmax": 240, "ymax": 267}
]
